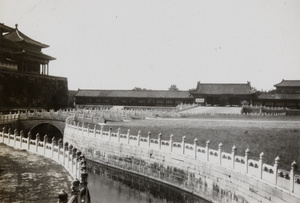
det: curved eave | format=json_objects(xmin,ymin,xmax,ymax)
[
  {"xmin": 4, "ymin": 29, "xmax": 49, "ymax": 48},
  {"xmin": 12, "ymin": 50, "xmax": 56, "ymax": 61}
]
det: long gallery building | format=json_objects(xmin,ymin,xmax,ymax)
[{"xmin": 74, "ymin": 80, "xmax": 300, "ymax": 109}]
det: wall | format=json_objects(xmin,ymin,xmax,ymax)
[
  {"xmin": 64, "ymin": 121, "xmax": 300, "ymax": 203},
  {"xmin": 0, "ymin": 70, "xmax": 68, "ymax": 111}
]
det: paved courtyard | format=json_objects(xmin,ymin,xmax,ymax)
[{"xmin": 0, "ymin": 143, "xmax": 72, "ymax": 203}]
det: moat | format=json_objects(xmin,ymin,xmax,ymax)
[{"xmin": 87, "ymin": 160, "xmax": 209, "ymax": 203}]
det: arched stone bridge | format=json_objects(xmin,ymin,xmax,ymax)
[
  {"xmin": 0, "ymin": 110, "xmax": 104, "ymax": 138},
  {"xmin": 18, "ymin": 118, "xmax": 66, "ymax": 135}
]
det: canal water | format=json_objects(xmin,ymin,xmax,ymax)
[{"xmin": 87, "ymin": 160, "xmax": 210, "ymax": 203}]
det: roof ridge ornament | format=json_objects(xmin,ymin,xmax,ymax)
[{"xmin": 15, "ymin": 24, "xmax": 18, "ymax": 30}]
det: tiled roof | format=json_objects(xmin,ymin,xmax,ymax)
[
  {"xmin": 193, "ymin": 82, "xmax": 254, "ymax": 95},
  {"xmin": 75, "ymin": 89, "xmax": 192, "ymax": 99},
  {"xmin": 258, "ymin": 93, "xmax": 300, "ymax": 100},
  {"xmin": 3, "ymin": 27, "xmax": 49, "ymax": 48},
  {"xmin": 274, "ymin": 80, "xmax": 300, "ymax": 87},
  {"xmin": 0, "ymin": 23, "xmax": 14, "ymax": 33}
]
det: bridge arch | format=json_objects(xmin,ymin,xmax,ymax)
[{"xmin": 30, "ymin": 122, "xmax": 64, "ymax": 141}]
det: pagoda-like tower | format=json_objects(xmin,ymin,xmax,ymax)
[{"xmin": 0, "ymin": 23, "xmax": 68, "ymax": 112}]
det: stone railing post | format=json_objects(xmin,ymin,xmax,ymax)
[
  {"xmin": 194, "ymin": 138, "xmax": 198, "ymax": 158},
  {"xmin": 87, "ymin": 124, "xmax": 90, "ymax": 136},
  {"xmin": 81, "ymin": 123, "xmax": 84, "ymax": 136},
  {"xmin": 63, "ymin": 142, "xmax": 66, "ymax": 165},
  {"xmin": 232, "ymin": 146, "xmax": 237, "ymax": 169},
  {"xmin": 182, "ymin": 136, "xmax": 186, "ymax": 154},
  {"xmin": 52, "ymin": 137, "xmax": 56, "ymax": 158},
  {"xmin": 73, "ymin": 148, "xmax": 78, "ymax": 178},
  {"xmin": 58, "ymin": 139, "xmax": 62, "ymax": 161},
  {"xmin": 76, "ymin": 122, "xmax": 80, "ymax": 135},
  {"xmin": 68, "ymin": 145, "xmax": 73, "ymax": 170},
  {"xmin": 77, "ymin": 152, "xmax": 83, "ymax": 179},
  {"xmin": 137, "ymin": 131, "xmax": 141, "ymax": 146},
  {"xmin": 58, "ymin": 190, "xmax": 68, "ymax": 203},
  {"xmin": 14, "ymin": 129, "xmax": 18, "ymax": 147},
  {"xmin": 206, "ymin": 140, "xmax": 210, "ymax": 161},
  {"xmin": 290, "ymin": 161, "xmax": 297, "ymax": 193},
  {"xmin": 20, "ymin": 130, "xmax": 24, "ymax": 148},
  {"xmin": 245, "ymin": 148, "xmax": 250, "ymax": 173},
  {"xmin": 259, "ymin": 152, "xmax": 265, "ymax": 179},
  {"xmin": 8, "ymin": 128, "xmax": 11, "ymax": 145},
  {"xmin": 1, "ymin": 127, "xmax": 5, "ymax": 143},
  {"xmin": 147, "ymin": 132, "xmax": 151, "ymax": 148},
  {"xmin": 70, "ymin": 179, "xmax": 80, "ymax": 203},
  {"xmin": 100, "ymin": 125, "xmax": 103, "ymax": 139},
  {"xmin": 109, "ymin": 127, "xmax": 112, "ymax": 141},
  {"xmin": 43, "ymin": 134, "xmax": 48, "ymax": 155},
  {"xmin": 72, "ymin": 121, "xmax": 76, "ymax": 133},
  {"xmin": 81, "ymin": 170, "xmax": 89, "ymax": 203},
  {"xmin": 117, "ymin": 128, "xmax": 120, "ymax": 143},
  {"xmin": 274, "ymin": 156, "xmax": 280, "ymax": 185},
  {"xmin": 158, "ymin": 133, "xmax": 162, "ymax": 150},
  {"xmin": 218, "ymin": 143, "xmax": 223, "ymax": 165},
  {"xmin": 93, "ymin": 125, "xmax": 97, "ymax": 138},
  {"xmin": 27, "ymin": 131, "xmax": 31, "ymax": 150},
  {"xmin": 127, "ymin": 129, "xmax": 130, "ymax": 144},
  {"xmin": 169, "ymin": 134, "xmax": 173, "ymax": 152},
  {"xmin": 36, "ymin": 133, "xmax": 40, "ymax": 153},
  {"xmin": 70, "ymin": 146, "xmax": 75, "ymax": 174}
]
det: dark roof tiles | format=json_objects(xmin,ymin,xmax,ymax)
[
  {"xmin": 4, "ymin": 29, "xmax": 49, "ymax": 48},
  {"xmin": 274, "ymin": 80, "xmax": 300, "ymax": 87},
  {"xmin": 75, "ymin": 89, "xmax": 192, "ymax": 99},
  {"xmin": 194, "ymin": 82, "xmax": 254, "ymax": 95}
]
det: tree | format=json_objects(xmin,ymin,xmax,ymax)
[
  {"xmin": 132, "ymin": 87, "xmax": 142, "ymax": 91},
  {"xmin": 188, "ymin": 88, "xmax": 196, "ymax": 93},
  {"xmin": 168, "ymin": 84, "xmax": 179, "ymax": 91},
  {"xmin": 132, "ymin": 87, "xmax": 150, "ymax": 91}
]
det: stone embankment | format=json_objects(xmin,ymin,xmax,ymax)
[{"xmin": 64, "ymin": 119, "xmax": 300, "ymax": 203}]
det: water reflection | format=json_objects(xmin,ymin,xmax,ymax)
[{"xmin": 87, "ymin": 160, "xmax": 209, "ymax": 203}]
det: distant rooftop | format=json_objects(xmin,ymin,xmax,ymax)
[
  {"xmin": 193, "ymin": 82, "xmax": 254, "ymax": 95},
  {"xmin": 75, "ymin": 89, "xmax": 192, "ymax": 99},
  {"xmin": 274, "ymin": 80, "xmax": 300, "ymax": 87}
]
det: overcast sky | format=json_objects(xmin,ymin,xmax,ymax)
[{"xmin": 1, "ymin": 0, "xmax": 300, "ymax": 91}]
